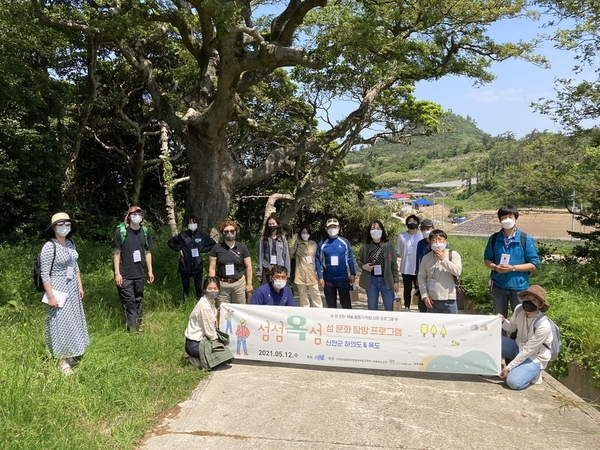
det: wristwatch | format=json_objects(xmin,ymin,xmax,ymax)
[{"xmin": 511, "ymin": 266, "xmax": 516, "ymax": 272}]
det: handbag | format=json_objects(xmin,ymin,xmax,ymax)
[{"xmin": 449, "ymin": 250, "xmax": 466, "ymax": 311}]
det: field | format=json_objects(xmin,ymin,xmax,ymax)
[{"xmin": 414, "ymin": 206, "xmax": 589, "ymax": 239}]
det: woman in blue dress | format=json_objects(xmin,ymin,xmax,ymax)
[{"xmin": 40, "ymin": 213, "xmax": 89, "ymax": 375}]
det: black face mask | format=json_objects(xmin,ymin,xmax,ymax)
[
  {"xmin": 268, "ymin": 225, "xmax": 278, "ymax": 233},
  {"xmin": 522, "ymin": 300, "xmax": 538, "ymax": 312},
  {"xmin": 407, "ymin": 223, "xmax": 418, "ymax": 230}
]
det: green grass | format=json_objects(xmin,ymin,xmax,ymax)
[
  {"xmin": 0, "ymin": 232, "xmax": 210, "ymax": 449},
  {"xmin": 2, "ymin": 231, "xmax": 600, "ymax": 447}
]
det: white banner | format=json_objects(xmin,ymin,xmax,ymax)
[{"xmin": 219, "ymin": 305, "xmax": 501, "ymax": 376}]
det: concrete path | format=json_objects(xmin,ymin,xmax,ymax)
[
  {"xmin": 140, "ymin": 362, "xmax": 600, "ymax": 450},
  {"xmin": 139, "ymin": 279, "xmax": 600, "ymax": 450}
]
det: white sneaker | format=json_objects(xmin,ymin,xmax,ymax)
[
  {"xmin": 403, "ymin": 307, "xmax": 410, "ymax": 312},
  {"xmin": 531, "ymin": 372, "xmax": 543, "ymax": 385},
  {"xmin": 59, "ymin": 362, "xmax": 73, "ymax": 376}
]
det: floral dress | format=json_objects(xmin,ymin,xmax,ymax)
[{"xmin": 40, "ymin": 239, "xmax": 89, "ymax": 358}]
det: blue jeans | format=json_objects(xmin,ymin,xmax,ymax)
[
  {"xmin": 237, "ymin": 337, "xmax": 247, "ymax": 354},
  {"xmin": 492, "ymin": 285, "xmax": 521, "ymax": 317},
  {"xmin": 427, "ymin": 299, "xmax": 458, "ymax": 314},
  {"xmin": 367, "ymin": 276, "xmax": 395, "ymax": 311},
  {"xmin": 323, "ymin": 278, "xmax": 352, "ymax": 309},
  {"xmin": 502, "ymin": 337, "xmax": 541, "ymax": 390}
]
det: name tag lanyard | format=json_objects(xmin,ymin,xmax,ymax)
[
  {"xmin": 65, "ymin": 244, "xmax": 76, "ymax": 280},
  {"xmin": 132, "ymin": 231, "xmax": 143, "ymax": 263},
  {"xmin": 225, "ymin": 248, "xmax": 236, "ymax": 276}
]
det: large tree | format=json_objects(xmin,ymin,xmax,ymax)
[{"xmin": 31, "ymin": 0, "xmax": 542, "ymax": 229}]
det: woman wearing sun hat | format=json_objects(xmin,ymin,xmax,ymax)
[
  {"xmin": 497, "ymin": 285, "xmax": 553, "ymax": 390},
  {"xmin": 40, "ymin": 212, "xmax": 89, "ymax": 375}
]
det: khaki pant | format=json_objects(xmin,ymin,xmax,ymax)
[
  {"xmin": 217, "ymin": 276, "xmax": 247, "ymax": 304},
  {"xmin": 297, "ymin": 283, "xmax": 323, "ymax": 308}
]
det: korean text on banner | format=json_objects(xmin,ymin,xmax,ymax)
[{"xmin": 219, "ymin": 305, "xmax": 501, "ymax": 376}]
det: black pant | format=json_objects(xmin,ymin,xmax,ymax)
[
  {"xmin": 118, "ymin": 277, "xmax": 144, "ymax": 332},
  {"xmin": 323, "ymin": 278, "xmax": 352, "ymax": 309},
  {"xmin": 401, "ymin": 273, "xmax": 417, "ymax": 309},
  {"xmin": 181, "ymin": 271, "xmax": 203, "ymax": 300}
]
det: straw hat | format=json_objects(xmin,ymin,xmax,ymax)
[
  {"xmin": 518, "ymin": 285, "xmax": 549, "ymax": 312},
  {"xmin": 46, "ymin": 212, "xmax": 78, "ymax": 235}
]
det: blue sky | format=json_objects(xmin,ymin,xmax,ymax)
[
  {"xmin": 255, "ymin": 4, "xmax": 596, "ymax": 138},
  {"xmin": 414, "ymin": 15, "xmax": 596, "ymax": 138}
]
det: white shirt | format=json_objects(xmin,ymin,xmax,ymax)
[
  {"xmin": 184, "ymin": 296, "xmax": 218, "ymax": 342},
  {"xmin": 397, "ymin": 231, "xmax": 423, "ymax": 275}
]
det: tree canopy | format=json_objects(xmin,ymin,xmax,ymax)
[{"xmin": 1, "ymin": 0, "xmax": 547, "ymax": 240}]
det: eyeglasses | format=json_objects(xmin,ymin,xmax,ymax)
[
  {"xmin": 55, "ymin": 221, "xmax": 71, "ymax": 226},
  {"xmin": 223, "ymin": 229, "xmax": 236, "ymax": 233}
]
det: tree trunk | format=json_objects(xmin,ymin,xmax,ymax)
[
  {"xmin": 185, "ymin": 130, "xmax": 241, "ymax": 231},
  {"xmin": 263, "ymin": 193, "xmax": 295, "ymax": 226},
  {"xmin": 160, "ymin": 124, "xmax": 179, "ymax": 237}
]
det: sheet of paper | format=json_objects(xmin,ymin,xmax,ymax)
[{"xmin": 41, "ymin": 289, "xmax": 69, "ymax": 308}]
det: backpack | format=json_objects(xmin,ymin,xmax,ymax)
[
  {"xmin": 491, "ymin": 230, "xmax": 528, "ymax": 251},
  {"xmin": 116, "ymin": 222, "xmax": 149, "ymax": 246},
  {"xmin": 533, "ymin": 313, "xmax": 562, "ymax": 361},
  {"xmin": 33, "ymin": 240, "xmax": 57, "ymax": 292}
]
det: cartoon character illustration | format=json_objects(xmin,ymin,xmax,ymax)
[
  {"xmin": 480, "ymin": 324, "xmax": 488, "ymax": 331},
  {"xmin": 471, "ymin": 324, "xmax": 479, "ymax": 330},
  {"xmin": 452, "ymin": 340, "xmax": 460, "ymax": 346},
  {"xmin": 224, "ymin": 310, "xmax": 233, "ymax": 333},
  {"xmin": 236, "ymin": 319, "xmax": 250, "ymax": 355}
]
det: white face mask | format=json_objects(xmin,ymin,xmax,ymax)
[
  {"xmin": 188, "ymin": 223, "xmax": 198, "ymax": 232},
  {"xmin": 272, "ymin": 280, "xmax": 287, "ymax": 290},
  {"xmin": 431, "ymin": 243, "xmax": 446, "ymax": 252},
  {"xmin": 301, "ymin": 234, "xmax": 310, "ymax": 241},
  {"xmin": 327, "ymin": 227, "xmax": 339, "ymax": 237},
  {"xmin": 422, "ymin": 230, "xmax": 431, "ymax": 239},
  {"xmin": 370, "ymin": 229, "xmax": 383, "ymax": 240},
  {"xmin": 56, "ymin": 225, "xmax": 71, "ymax": 237},
  {"xmin": 501, "ymin": 218, "xmax": 516, "ymax": 229},
  {"xmin": 130, "ymin": 214, "xmax": 142, "ymax": 224}
]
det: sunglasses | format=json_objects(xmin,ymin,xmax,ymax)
[
  {"xmin": 223, "ymin": 229, "xmax": 236, "ymax": 233},
  {"xmin": 55, "ymin": 221, "xmax": 71, "ymax": 226}
]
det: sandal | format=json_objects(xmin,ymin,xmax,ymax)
[{"xmin": 59, "ymin": 362, "xmax": 74, "ymax": 376}]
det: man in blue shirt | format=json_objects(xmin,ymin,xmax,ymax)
[
  {"xmin": 250, "ymin": 265, "xmax": 296, "ymax": 306},
  {"xmin": 315, "ymin": 218, "xmax": 356, "ymax": 309},
  {"xmin": 484, "ymin": 205, "xmax": 540, "ymax": 318}
]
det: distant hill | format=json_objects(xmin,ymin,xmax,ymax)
[
  {"xmin": 347, "ymin": 112, "xmax": 490, "ymax": 165},
  {"xmin": 345, "ymin": 112, "xmax": 492, "ymax": 191}
]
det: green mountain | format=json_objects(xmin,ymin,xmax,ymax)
[
  {"xmin": 345, "ymin": 112, "xmax": 492, "ymax": 190},
  {"xmin": 347, "ymin": 112, "xmax": 490, "ymax": 165}
]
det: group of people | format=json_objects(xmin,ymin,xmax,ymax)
[{"xmin": 40, "ymin": 204, "xmax": 555, "ymax": 390}]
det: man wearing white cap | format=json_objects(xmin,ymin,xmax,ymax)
[{"xmin": 315, "ymin": 218, "xmax": 356, "ymax": 309}]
